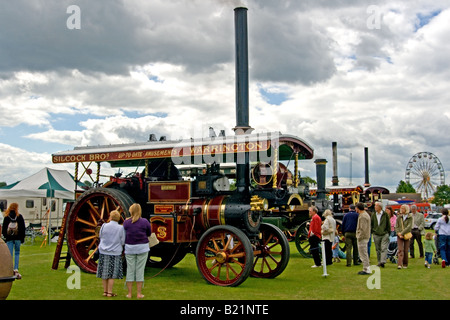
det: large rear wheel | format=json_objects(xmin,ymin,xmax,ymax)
[{"xmin": 66, "ymin": 188, "xmax": 134, "ymax": 273}]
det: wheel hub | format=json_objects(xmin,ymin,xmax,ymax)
[
  {"xmin": 256, "ymin": 244, "xmax": 270, "ymax": 258},
  {"xmin": 215, "ymin": 252, "xmax": 227, "ymax": 264}
]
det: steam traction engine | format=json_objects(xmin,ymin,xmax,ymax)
[{"xmin": 52, "ymin": 8, "xmax": 321, "ymax": 286}]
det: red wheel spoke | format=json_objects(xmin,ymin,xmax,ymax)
[
  {"xmin": 86, "ymin": 200, "xmax": 100, "ymax": 220},
  {"xmin": 228, "ymin": 252, "xmax": 246, "ymax": 259},
  {"xmin": 74, "ymin": 235, "xmax": 96, "ymax": 245},
  {"xmin": 263, "ymin": 233, "xmax": 273, "ymax": 246},
  {"xmin": 229, "ymin": 258, "xmax": 245, "ymax": 268},
  {"xmin": 75, "ymin": 217, "xmax": 96, "ymax": 228}
]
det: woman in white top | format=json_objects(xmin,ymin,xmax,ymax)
[
  {"xmin": 321, "ymin": 209, "xmax": 336, "ymax": 266},
  {"xmin": 96, "ymin": 210, "xmax": 125, "ymax": 297}
]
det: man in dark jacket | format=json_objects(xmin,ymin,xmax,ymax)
[
  {"xmin": 371, "ymin": 202, "xmax": 391, "ymax": 267},
  {"xmin": 342, "ymin": 204, "xmax": 360, "ymax": 267}
]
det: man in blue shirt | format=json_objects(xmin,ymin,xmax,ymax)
[{"xmin": 342, "ymin": 204, "xmax": 360, "ymax": 267}]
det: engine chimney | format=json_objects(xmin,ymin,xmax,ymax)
[
  {"xmin": 234, "ymin": 7, "xmax": 252, "ymax": 193},
  {"xmin": 332, "ymin": 142, "xmax": 339, "ymax": 186},
  {"xmin": 332, "ymin": 142, "xmax": 339, "ymax": 212},
  {"xmin": 315, "ymin": 158, "xmax": 328, "ymax": 199},
  {"xmin": 315, "ymin": 158, "xmax": 328, "ymax": 213},
  {"xmin": 233, "ymin": 7, "xmax": 253, "ymax": 135},
  {"xmin": 364, "ymin": 147, "xmax": 371, "ymax": 187}
]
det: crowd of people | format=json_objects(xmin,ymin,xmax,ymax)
[
  {"xmin": 2, "ymin": 200, "xmax": 449, "ymax": 296},
  {"xmin": 308, "ymin": 202, "xmax": 450, "ymax": 274}
]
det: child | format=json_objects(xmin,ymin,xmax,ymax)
[
  {"xmin": 424, "ymin": 232, "xmax": 437, "ymax": 268},
  {"xmin": 332, "ymin": 233, "xmax": 341, "ymax": 263}
]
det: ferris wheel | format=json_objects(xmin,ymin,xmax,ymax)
[{"xmin": 405, "ymin": 152, "xmax": 445, "ymax": 199}]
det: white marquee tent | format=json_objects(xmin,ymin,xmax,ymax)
[
  {"xmin": 0, "ymin": 168, "xmax": 85, "ymax": 229},
  {"xmin": 0, "ymin": 167, "xmax": 81, "ymax": 200}
]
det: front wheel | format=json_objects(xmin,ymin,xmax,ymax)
[{"xmin": 195, "ymin": 225, "xmax": 253, "ymax": 287}]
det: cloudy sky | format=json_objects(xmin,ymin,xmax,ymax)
[{"xmin": 0, "ymin": 0, "xmax": 449, "ymax": 196}]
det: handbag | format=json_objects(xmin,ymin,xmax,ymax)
[
  {"xmin": 403, "ymin": 232, "xmax": 413, "ymax": 240},
  {"xmin": 401, "ymin": 217, "xmax": 412, "ymax": 240},
  {"xmin": 403, "ymin": 232, "xmax": 412, "ymax": 240},
  {"xmin": 149, "ymin": 233, "xmax": 160, "ymax": 248}
]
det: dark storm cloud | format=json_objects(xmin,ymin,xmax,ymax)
[
  {"xmin": 0, "ymin": 0, "xmax": 337, "ymax": 85},
  {"xmin": 0, "ymin": 0, "xmax": 140, "ymax": 75},
  {"xmin": 0, "ymin": 0, "xmax": 232, "ymax": 76}
]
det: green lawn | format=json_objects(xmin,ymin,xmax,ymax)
[{"xmin": 6, "ymin": 234, "xmax": 450, "ymax": 301}]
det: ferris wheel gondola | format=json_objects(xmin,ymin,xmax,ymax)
[{"xmin": 405, "ymin": 152, "xmax": 445, "ymax": 199}]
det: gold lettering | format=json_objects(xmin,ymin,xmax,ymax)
[
  {"xmin": 198, "ymin": 181, "xmax": 207, "ymax": 190},
  {"xmin": 89, "ymin": 153, "xmax": 108, "ymax": 161},
  {"xmin": 157, "ymin": 226, "xmax": 167, "ymax": 238},
  {"xmin": 52, "ymin": 154, "xmax": 87, "ymax": 163},
  {"xmin": 161, "ymin": 185, "xmax": 176, "ymax": 191}
]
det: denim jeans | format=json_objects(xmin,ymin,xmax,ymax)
[
  {"xmin": 425, "ymin": 252, "xmax": 433, "ymax": 265},
  {"xmin": 438, "ymin": 234, "xmax": 450, "ymax": 265},
  {"xmin": 6, "ymin": 240, "xmax": 21, "ymax": 270}
]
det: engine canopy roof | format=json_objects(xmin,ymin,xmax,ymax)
[{"xmin": 52, "ymin": 132, "xmax": 314, "ymax": 168}]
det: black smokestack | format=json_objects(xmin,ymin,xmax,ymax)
[
  {"xmin": 315, "ymin": 158, "xmax": 328, "ymax": 213},
  {"xmin": 332, "ymin": 142, "xmax": 339, "ymax": 212},
  {"xmin": 234, "ymin": 7, "xmax": 252, "ymax": 193},
  {"xmin": 332, "ymin": 142, "xmax": 339, "ymax": 186},
  {"xmin": 233, "ymin": 7, "xmax": 252, "ymax": 134},
  {"xmin": 364, "ymin": 147, "xmax": 371, "ymax": 187},
  {"xmin": 315, "ymin": 159, "xmax": 328, "ymax": 200}
]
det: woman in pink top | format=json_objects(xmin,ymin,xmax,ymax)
[{"xmin": 386, "ymin": 206, "xmax": 397, "ymax": 237}]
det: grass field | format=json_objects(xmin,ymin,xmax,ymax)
[{"xmin": 5, "ymin": 234, "xmax": 450, "ymax": 301}]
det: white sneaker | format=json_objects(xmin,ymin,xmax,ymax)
[{"xmin": 311, "ymin": 264, "xmax": 321, "ymax": 268}]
